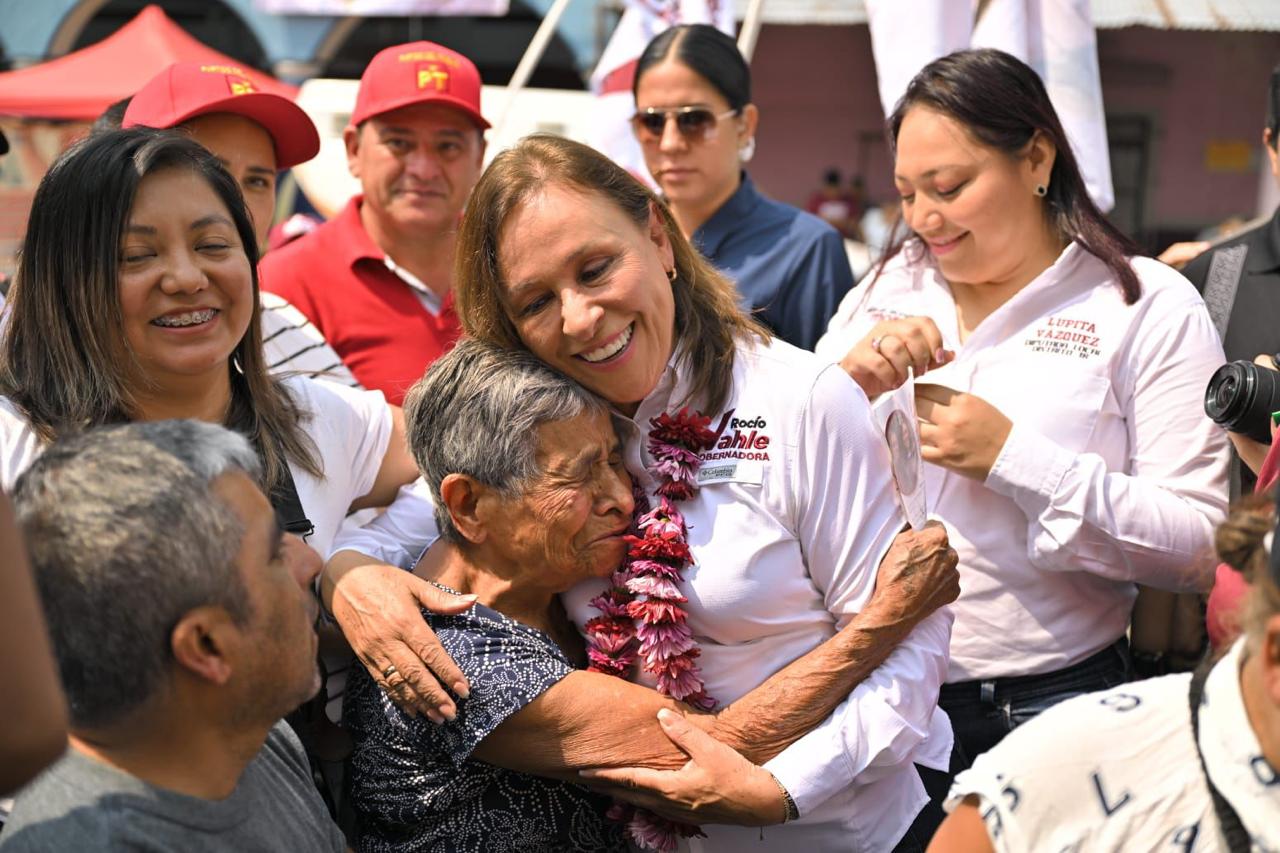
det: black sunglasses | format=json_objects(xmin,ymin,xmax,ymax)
[{"xmin": 630, "ymin": 106, "xmax": 741, "ymax": 143}]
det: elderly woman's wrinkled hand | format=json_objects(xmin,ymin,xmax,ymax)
[
  {"xmin": 870, "ymin": 521, "xmax": 960, "ymax": 630},
  {"xmin": 325, "ymin": 554, "xmax": 475, "ymax": 722},
  {"xmin": 579, "ymin": 709, "xmax": 788, "ymax": 827},
  {"xmin": 840, "ymin": 316, "xmax": 954, "ymax": 399}
]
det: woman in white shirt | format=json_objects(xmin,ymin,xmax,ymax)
[
  {"xmin": 928, "ymin": 498, "xmax": 1280, "ymax": 852},
  {"xmin": 0, "ymin": 127, "xmax": 418, "ymax": 554},
  {"xmin": 325, "ymin": 133, "xmax": 962, "ymax": 851},
  {"xmin": 0, "ymin": 129, "xmax": 445, "ymax": 824},
  {"xmin": 816, "ymin": 49, "xmax": 1228, "ymax": 764}
]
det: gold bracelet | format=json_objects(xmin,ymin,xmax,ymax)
[{"xmin": 768, "ymin": 771, "xmax": 800, "ymax": 824}]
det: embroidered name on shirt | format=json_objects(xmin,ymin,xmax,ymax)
[
  {"xmin": 867, "ymin": 306, "xmax": 908, "ymax": 323},
  {"xmin": 1026, "ymin": 315, "xmax": 1102, "ymax": 360},
  {"xmin": 702, "ymin": 410, "xmax": 772, "ymax": 462}
]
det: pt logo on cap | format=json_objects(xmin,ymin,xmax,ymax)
[
  {"xmin": 416, "ymin": 62, "xmax": 451, "ymax": 93},
  {"xmin": 226, "ymin": 75, "xmax": 256, "ymax": 97}
]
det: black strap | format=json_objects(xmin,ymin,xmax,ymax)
[
  {"xmin": 1189, "ymin": 662, "xmax": 1252, "ymax": 853},
  {"xmin": 270, "ymin": 460, "xmax": 314, "ymax": 539}
]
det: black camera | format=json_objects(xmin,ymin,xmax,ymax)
[{"xmin": 1204, "ymin": 360, "xmax": 1280, "ymax": 444}]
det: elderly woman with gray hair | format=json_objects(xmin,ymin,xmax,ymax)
[{"xmin": 342, "ymin": 338, "xmax": 957, "ymax": 853}]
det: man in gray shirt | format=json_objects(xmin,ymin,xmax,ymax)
[{"xmin": 0, "ymin": 421, "xmax": 347, "ymax": 852}]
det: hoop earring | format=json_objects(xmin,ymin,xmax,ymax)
[
  {"xmin": 1035, "ymin": 184, "xmax": 1048, "ymax": 197},
  {"xmin": 232, "ymin": 353, "xmax": 245, "ymax": 376},
  {"xmin": 667, "ymin": 267, "xmax": 677, "ymax": 283}
]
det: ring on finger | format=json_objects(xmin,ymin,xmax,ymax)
[
  {"xmin": 871, "ymin": 334, "xmax": 895, "ymax": 354},
  {"xmin": 382, "ymin": 664, "xmax": 399, "ymax": 679}
]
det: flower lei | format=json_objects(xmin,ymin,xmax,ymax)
[{"xmin": 583, "ymin": 408, "xmax": 718, "ymax": 852}]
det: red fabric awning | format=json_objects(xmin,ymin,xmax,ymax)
[{"xmin": 0, "ymin": 5, "xmax": 296, "ymax": 120}]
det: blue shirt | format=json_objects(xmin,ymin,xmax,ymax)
[{"xmin": 693, "ymin": 172, "xmax": 855, "ymax": 351}]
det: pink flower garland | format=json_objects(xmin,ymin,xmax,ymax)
[{"xmin": 583, "ymin": 408, "xmax": 718, "ymax": 851}]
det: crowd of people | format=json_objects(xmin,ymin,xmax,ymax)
[{"xmin": 0, "ymin": 20, "xmax": 1276, "ymax": 853}]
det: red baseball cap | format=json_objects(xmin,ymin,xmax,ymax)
[
  {"xmin": 350, "ymin": 41, "xmax": 489, "ymax": 130},
  {"xmin": 123, "ymin": 62, "xmax": 320, "ymax": 170}
]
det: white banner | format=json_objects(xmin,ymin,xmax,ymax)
[
  {"xmin": 866, "ymin": 0, "xmax": 1113, "ymax": 213},
  {"xmin": 588, "ymin": 0, "xmax": 736, "ymax": 184},
  {"xmin": 254, "ymin": 0, "xmax": 508, "ymax": 15}
]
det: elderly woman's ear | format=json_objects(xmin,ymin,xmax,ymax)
[{"xmin": 439, "ymin": 474, "xmax": 489, "ymax": 545}]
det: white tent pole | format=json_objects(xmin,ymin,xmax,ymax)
[
  {"xmin": 737, "ymin": 0, "xmax": 766, "ymax": 61},
  {"xmin": 491, "ymin": 0, "xmax": 576, "ymax": 139}
]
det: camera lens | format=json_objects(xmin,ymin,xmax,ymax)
[{"xmin": 1204, "ymin": 361, "xmax": 1280, "ymax": 444}]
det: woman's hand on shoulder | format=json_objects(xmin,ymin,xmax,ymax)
[
  {"xmin": 323, "ymin": 550, "xmax": 475, "ymax": 722},
  {"xmin": 579, "ymin": 709, "xmax": 788, "ymax": 827},
  {"xmin": 915, "ymin": 384, "xmax": 1012, "ymax": 481},
  {"xmin": 839, "ymin": 317, "xmax": 953, "ymax": 398}
]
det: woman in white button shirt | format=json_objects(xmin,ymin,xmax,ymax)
[
  {"xmin": 816, "ymin": 48, "xmax": 1229, "ymax": 764},
  {"xmin": 324, "ymin": 132, "xmax": 963, "ymax": 851}
]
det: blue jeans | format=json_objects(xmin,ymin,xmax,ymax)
[{"xmin": 939, "ymin": 638, "xmax": 1132, "ymax": 767}]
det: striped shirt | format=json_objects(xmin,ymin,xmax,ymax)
[{"xmin": 260, "ymin": 291, "xmax": 360, "ymax": 388}]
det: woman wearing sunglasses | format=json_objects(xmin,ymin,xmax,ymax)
[{"xmin": 630, "ymin": 24, "xmax": 854, "ymax": 351}]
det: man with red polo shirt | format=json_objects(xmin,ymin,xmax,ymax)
[{"xmin": 260, "ymin": 41, "xmax": 486, "ymax": 404}]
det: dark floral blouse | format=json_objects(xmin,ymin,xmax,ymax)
[{"xmin": 343, "ymin": 596, "xmax": 628, "ymax": 853}]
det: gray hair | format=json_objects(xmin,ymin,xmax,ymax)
[
  {"xmin": 403, "ymin": 338, "xmax": 608, "ymax": 545},
  {"xmin": 12, "ymin": 420, "xmax": 262, "ymax": 730}
]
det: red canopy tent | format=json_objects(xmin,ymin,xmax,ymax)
[{"xmin": 0, "ymin": 4, "xmax": 296, "ymax": 120}]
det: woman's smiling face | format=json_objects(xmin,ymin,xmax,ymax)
[
  {"xmin": 497, "ymin": 184, "xmax": 677, "ymax": 413},
  {"xmin": 894, "ymin": 105, "xmax": 1054, "ymax": 288},
  {"xmin": 116, "ymin": 166, "xmax": 254, "ymax": 390}
]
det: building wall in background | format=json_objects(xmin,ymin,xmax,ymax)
[{"xmin": 746, "ymin": 24, "xmax": 1280, "ymax": 251}]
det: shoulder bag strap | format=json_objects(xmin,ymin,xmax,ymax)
[
  {"xmin": 1202, "ymin": 244, "xmax": 1249, "ymax": 342},
  {"xmin": 270, "ymin": 460, "xmax": 315, "ymax": 539}
]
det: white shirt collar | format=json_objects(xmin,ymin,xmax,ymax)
[{"xmin": 383, "ymin": 255, "xmax": 443, "ymax": 315}]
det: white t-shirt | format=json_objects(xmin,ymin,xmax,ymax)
[
  {"xmin": 816, "ymin": 242, "xmax": 1230, "ymax": 680},
  {"xmin": 0, "ymin": 376, "xmax": 390, "ymax": 561},
  {"xmin": 334, "ymin": 335, "xmax": 954, "ymax": 852},
  {"xmin": 946, "ymin": 639, "xmax": 1280, "ymax": 851}
]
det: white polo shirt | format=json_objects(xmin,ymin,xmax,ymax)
[
  {"xmin": 334, "ymin": 335, "xmax": 954, "ymax": 851},
  {"xmin": 816, "ymin": 241, "xmax": 1230, "ymax": 681}
]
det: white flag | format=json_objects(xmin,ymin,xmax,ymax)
[
  {"xmin": 972, "ymin": 0, "xmax": 1113, "ymax": 212},
  {"xmin": 589, "ymin": 0, "xmax": 735, "ymax": 184},
  {"xmin": 866, "ymin": 0, "xmax": 1114, "ymax": 213},
  {"xmin": 865, "ymin": 0, "xmax": 971, "ymax": 120},
  {"xmin": 254, "ymin": 0, "xmax": 508, "ymax": 14}
]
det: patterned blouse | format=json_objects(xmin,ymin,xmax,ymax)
[{"xmin": 343, "ymin": 596, "xmax": 628, "ymax": 853}]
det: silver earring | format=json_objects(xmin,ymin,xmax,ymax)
[
  {"xmin": 232, "ymin": 354, "xmax": 245, "ymax": 376},
  {"xmin": 1035, "ymin": 184, "xmax": 1047, "ymax": 197},
  {"xmin": 738, "ymin": 137, "xmax": 756, "ymax": 163}
]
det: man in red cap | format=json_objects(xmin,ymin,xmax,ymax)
[
  {"xmin": 259, "ymin": 41, "xmax": 488, "ymax": 405},
  {"xmin": 123, "ymin": 63, "xmax": 358, "ymax": 388}
]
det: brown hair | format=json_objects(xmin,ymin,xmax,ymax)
[
  {"xmin": 0, "ymin": 127, "xmax": 320, "ymax": 490},
  {"xmin": 454, "ymin": 133, "xmax": 768, "ymax": 414},
  {"xmin": 877, "ymin": 49, "xmax": 1142, "ymax": 305},
  {"xmin": 1214, "ymin": 495, "xmax": 1280, "ymax": 650}
]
